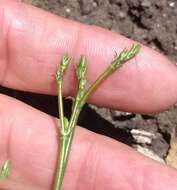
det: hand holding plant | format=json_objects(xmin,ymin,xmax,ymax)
[{"xmin": 1, "ymin": 2, "xmax": 177, "ymax": 190}]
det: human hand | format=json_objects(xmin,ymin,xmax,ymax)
[{"xmin": 0, "ymin": 1, "xmax": 177, "ymax": 190}]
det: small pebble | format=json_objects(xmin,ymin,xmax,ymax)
[
  {"xmin": 131, "ymin": 129, "xmax": 155, "ymax": 145},
  {"xmin": 162, "ymin": 13, "xmax": 167, "ymax": 17},
  {"xmin": 92, "ymin": 2, "xmax": 97, "ymax": 7},
  {"xmin": 65, "ymin": 8, "xmax": 71, "ymax": 13},
  {"xmin": 156, "ymin": 23, "xmax": 161, "ymax": 28},
  {"xmin": 119, "ymin": 11, "xmax": 126, "ymax": 19},
  {"xmin": 168, "ymin": 1, "xmax": 175, "ymax": 7}
]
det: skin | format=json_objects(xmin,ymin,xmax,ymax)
[{"xmin": 0, "ymin": 1, "xmax": 177, "ymax": 189}]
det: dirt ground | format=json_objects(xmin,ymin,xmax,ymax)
[{"xmin": 3, "ymin": 0, "xmax": 177, "ymax": 164}]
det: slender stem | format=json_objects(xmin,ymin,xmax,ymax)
[
  {"xmin": 54, "ymin": 100, "xmax": 82, "ymax": 190},
  {"xmin": 59, "ymin": 99, "xmax": 76, "ymax": 174},
  {"xmin": 68, "ymin": 101, "xmax": 81, "ymax": 130},
  {"xmin": 63, "ymin": 130, "xmax": 75, "ymax": 165},
  {"xmin": 82, "ymin": 66, "xmax": 115, "ymax": 103},
  {"xmin": 60, "ymin": 55, "xmax": 88, "ymax": 170},
  {"xmin": 62, "ymin": 103, "xmax": 82, "ymax": 169},
  {"xmin": 53, "ymin": 77, "xmax": 66, "ymax": 190},
  {"xmin": 58, "ymin": 83, "xmax": 65, "ymax": 131},
  {"xmin": 54, "ymin": 54, "xmax": 70, "ymax": 190},
  {"xmin": 60, "ymin": 67, "xmax": 116, "ymax": 173},
  {"xmin": 54, "ymin": 60, "xmax": 116, "ymax": 189},
  {"xmin": 53, "ymin": 45, "xmax": 141, "ymax": 189},
  {"xmin": 53, "ymin": 134, "xmax": 70, "ymax": 190}
]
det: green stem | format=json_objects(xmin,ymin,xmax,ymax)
[
  {"xmin": 53, "ymin": 134, "xmax": 70, "ymax": 190},
  {"xmin": 53, "ymin": 45, "xmax": 140, "ymax": 189},
  {"xmin": 58, "ymin": 83, "xmax": 65, "ymax": 131},
  {"xmin": 63, "ymin": 130, "xmax": 75, "ymax": 165},
  {"xmin": 83, "ymin": 66, "xmax": 115, "ymax": 103},
  {"xmin": 54, "ymin": 66, "xmax": 112, "ymax": 188},
  {"xmin": 54, "ymin": 102, "xmax": 82, "ymax": 190},
  {"xmin": 53, "ymin": 80, "xmax": 66, "ymax": 190},
  {"xmin": 55, "ymin": 91, "xmax": 85, "ymax": 189},
  {"xmin": 54, "ymin": 54, "xmax": 70, "ymax": 190},
  {"xmin": 62, "ymin": 100, "xmax": 83, "ymax": 166},
  {"xmin": 53, "ymin": 57, "xmax": 120, "ymax": 190}
]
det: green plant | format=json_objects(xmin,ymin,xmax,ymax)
[
  {"xmin": 54, "ymin": 44, "xmax": 141, "ymax": 190},
  {"xmin": 0, "ymin": 160, "xmax": 11, "ymax": 179}
]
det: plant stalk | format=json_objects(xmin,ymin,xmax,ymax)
[
  {"xmin": 54, "ymin": 55, "xmax": 70, "ymax": 190},
  {"xmin": 54, "ymin": 44, "xmax": 141, "ymax": 190},
  {"xmin": 54, "ymin": 134, "xmax": 70, "ymax": 190}
]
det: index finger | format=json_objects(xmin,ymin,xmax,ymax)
[{"xmin": 1, "ymin": 1, "xmax": 177, "ymax": 113}]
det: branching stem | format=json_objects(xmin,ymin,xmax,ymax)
[{"xmin": 54, "ymin": 44, "xmax": 141, "ymax": 190}]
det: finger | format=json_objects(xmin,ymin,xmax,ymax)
[
  {"xmin": 0, "ymin": 2, "xmax": 177, "ymax": 113},
  {"xmin": 0, "ymin": 94, "xmax": 177, "ymax": 190},
  {"xmin": 0, "ymin": 179, "xmax": 42, "ymax": 190}
]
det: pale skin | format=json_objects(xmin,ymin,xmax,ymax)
[{"xmin": 0, "ymin": 1, "xmax": 177, "ymax": 190}]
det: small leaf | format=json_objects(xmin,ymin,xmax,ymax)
[
  {"xmin": 0, "ymin": 160, "xmax": 11, "ymax": 179},
  {"xmin": 63, "ymin": 117, "xmax": 69, "ymax": 130}
]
